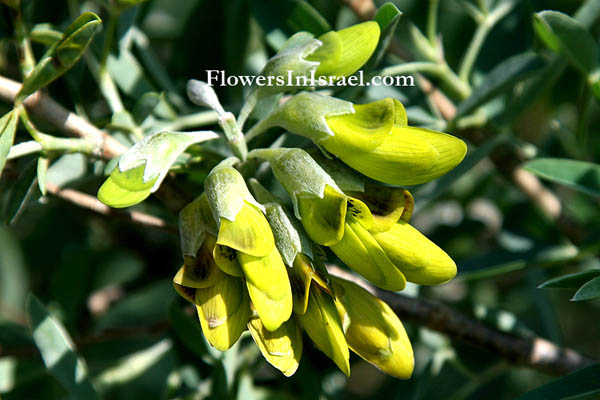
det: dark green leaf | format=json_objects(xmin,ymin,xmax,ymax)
[
  {"xmin": 455, "ymin": 53, "xmax": 546, "ymax": 119},
  {"xmin": 27, "ymin": 295, "xmax": 99, "ymax": 400},
  {"xmin": 572, "ymin": 276, "xmax": 600, "ymax": 301},
  {"xmin": 250, "ymin": 0, "xmax": 331, "ymax": 50},
  {"xmin": 17, "ymin": 13, "xmax": 102, "ymax": 101},
  {"xmin": 0, "ymin": 109, "xmax": 18, "ymax": 177},
  {"xmin": 518, "ymin": 364, "xmax": 600, "ymax": 399},
  {"xmin": 0, "ymin": 226, "xmax": 28, "ymax": 316},
  {"xmin": 364, "ymin": 3, "xmax": 402, "ymax": 71},
  {"xmin": 5, "ymin": 158, "xmax": 38, "ymax": 225},
  {"xmin": 533, "ymin": 11, "xmax": 599, "ymax": 75},
  {"xmin": 133, "ymin": 92, "xmax": 163, "ymax": 125},
  {"xmin": 523, "ymin": 158, "xmax": 600, "ymax": 197},
  {"xmin": 169, "ymin": 304, "xmax": 214, "ymax": 363},
  {"xmin": 539, "ymin": 269, "xmax": 600, "ymax": 289}
]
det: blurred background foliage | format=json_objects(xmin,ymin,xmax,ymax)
[{"xmin": 0, "ymin": 0, "xmax": 600, "ymax": 399}]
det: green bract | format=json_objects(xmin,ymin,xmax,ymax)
[
  {"xmin": 98, "ymin": 130, "xmax": 218, "ymax": 208},
  {"xmin": 251, "ymin": 92, "xmax": 467, "ymax": 186}
]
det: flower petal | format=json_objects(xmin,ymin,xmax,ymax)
[
  {"xmin": 248, "ymin": 315, "xmax": 303, "ymax": 377},
  {"xmin": 213, "ymin": 244, "xmax": 244, "ymax": 277},
  {"xmin": 217, "ymin": 202, "xmax": 274, "ymax": 257},
  {"xmin": 195, "ymin": 275, "xmax": 251, "ymax": 351},
  {"xmin": 297, "ymin": 185, "xmax": 347, "ymax": 246},
  {"xmin": 373, "ymin": 220, "xmax": 457, "ymax": 285},
  {"xmin": 347, "ymin": 186, "xmax": 413, "ymax": 233},
  {"xmin": 238, "ymin": 247, "xmax": 293, "ymax": 331},
  {"xmin": 173, "ymin": 235, "xmax": 225, "ymax": 289},
  {"xmin": 330, "ymin": 218, "xmax": 406, "ymax": 291},
  {"xmin": 332, "ymin": 277, "xmax": 414, "ymax": 379},
  {"xmin": 298, "ymin": 285, "xmax": 350, "ymax": 376}
]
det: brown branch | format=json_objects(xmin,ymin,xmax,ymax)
[
  {"xmin": 328, "ymin": 266, "xmax": 594, "ymax": 376},
  {"xmin": 0, "ymin": 75, "xmax": 127, "ymax": 159},
  {"xmin": 46, "ymin": 183, "xmax": 178, "ymax": 235}
]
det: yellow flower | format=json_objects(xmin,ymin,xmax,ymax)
[
  {"xmin": 331, "ymin": 276, "xmax": 414, "ymax": 379},
  {"xmin": 204, "ymin": 162, "xmax": 293, "ymax": 331}
]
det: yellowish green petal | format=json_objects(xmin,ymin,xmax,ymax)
[
  {"xmin": 298, "ymin": 285, "xmax": 350, "ymax": 376},
  {"xmin": 288, "ymin": 253, "xmax": 331, "ymax": 315},
  {"xmin": 238, "ymin": 247, "xmax": 293, "ymax": 331},
  {"xmin": 333, "ymin": 21, "xmax": 380, "ymax": 78},
  {"xmin": 248, "ymin": 315, "xmax": 303, "ymax": 377},
  {"xmin": 217, "ymin": 202, "xmax": 274, "ymax": 257},
  {"xmin": 97, "ymin": 163, "xmax": 156, "ymax": 208},
  {"xmin": 324, "ymin": 98, "xmax": 395, "ymax": 152},
  {"xmin": 213, "ymin": 244, "xmax": 244, "ymax": 277},
  {"xmin": 306, "ymin": 30, "xmax": 342, "ymax": 77},
  {"xmin": 393, "ymin": 98, "xmax": 408, "ymax": 126},
  {"xmin": 346, "ymin": 196, "xmax": 373, "ymax": 230},
  {"xmin": 330, "ymin": 218, "xmax": 406, "ymax": 291},
  {"xmin": 195, "ymin": 275, "xmax": 250, "ymax": 351},
  {"xmin": 373, "ymin": 220, "xmax": 457, "ymax": 285},
  {"xmin": 173, "ymin": 235, "xmax": 224, "ymax": 289},
  {"xmin": 347, "ymin": 186, "xmax": 413, "ymax": 233},
  {"xmin": 297, "ymin": 185, "xmax": 347, "ymax": 246},
  {"xmin": 331, "ymin": 277, "xmax": 414, "ymax": 379}
]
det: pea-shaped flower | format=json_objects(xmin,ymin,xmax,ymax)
[
  {"xmin": 246, "ymin": 92, "xmax": 467, "ymax": 186},
  {"xmin": 203, "ymin": 159, "xmax": 293, "ymax": 331},
  {"xmin": 238, "ymin": 22, "xmax": 380, "ymax": 126},
  {"xmin": 331, "ymin": 276, "xmax": 414, "ymax": 379},
  {"xmin": 248, "ymin": 148, "xmax": 407, "ymax": 291}
]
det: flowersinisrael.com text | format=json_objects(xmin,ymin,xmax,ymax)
[{"xmin": 206, "ymin": 70, "xmax": 415, "ymax": 88}]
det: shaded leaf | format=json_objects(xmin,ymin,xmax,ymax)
[
  {"xmin": 533, "ymin": 11, "xmax": 599, "ymax": 75},
  {"xmin": 27, "ymin": 295, "xmax": 99, "ymax": 399},
  {"xmin": 539, "ymin": 269, "xmax": 600, "ymax": 289},
  {"xmin": 0, "ymin": 109, "xmax": 18, "ymax": 177},
  {"xmin": 518, "ymin": 364, "xmax": 600, "ymax": 399},
  {"xmin": 523, "ymin": 158, "xmax": 600, "ymax": 197},
  {"xmin": 572, "ymin": 277, "xmax": 600, "ymax": 301},
  {"xmin": 5, "ymin": 158, "xmax": 38, "ymax": 225},
  {"xmin": 17, "ymin": 13, "xmax": 102, "ymax": 101}
]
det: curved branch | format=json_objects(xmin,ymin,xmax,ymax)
[{"xmin": 327, "ymin": 266, "xmax": 594, "ymax": 376}]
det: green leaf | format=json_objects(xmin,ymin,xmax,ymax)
[
  {"xmin": 250, "ymin": 0, "xmax": 331, "ymax": 50},
  {"xmin": 365, "ymin": 2, "xmax": 402, "ymax": 71},
  {"xmin": 17, "ymin": 13, "xmax": 102, "ymax": 101},
  {"xmin": 539, "ymin": 269, "xmax": 600, "ymax": 289},
  {"xmin": 27, "ymin": 295, "xmax": 100, "ymax": 400},
  {"xmin": 98, "ymin": 130, "xmax": 218, "ymax": 208},
  {"xmin": 0, "ymin": 109, "xmax": 18, "ymax": 177},
  {"xmin": 455, "ymin": 53, "xmax": 546, "ymax": 119},
  {"xmin": 572, "ymin": 276, "xmax": 600, "ymax": 301},
  {"xmin": 30, "ymin": 23, "xmax": 62, "ymax": 46},
  {"xmin": 133, "ymin": 92, "xmax": 163, "ymax": 125},
  {"xmin": 533, "ymin": 11, "xmax": 599, "ymax": 76},
  {"xmin": 523, "ymin": 158, "xmax": 600, "ymax": 197},
  {"xmin": 517, "ymin": 364, "xmax": 600, "ymax": 399},
  {"xmin": 0, "ymin": 226, "xmax": 28, "ymax": 316},
  {"xmin": 4, "ymin": 158, "xmax": 38, "ymax": 225}
]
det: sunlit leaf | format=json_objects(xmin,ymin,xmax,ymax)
[{"xmin": 524, "ymin": 158, "xmax": 600, "ymax": 197}]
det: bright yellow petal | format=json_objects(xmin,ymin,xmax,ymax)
[
  {"xmin": 297, "ymin": 185, "xmax": 347, "ymax": 246},
  {"xmin": 330, "ymin": 218, "xmax": 406, "ymax": 291},
  {"xmin": 248, "ymin": 316, "xmax": 303, "ymax": 377},
  {"xmin": 195, "ymin": 275, "xmax": 250, "ymax": 351},
  {"xmin": 173, "ymin": 235, "xmax": 224, "ymax": 289},
  {"xmin": 217, "ymin": 202, "xmax": 274, "ymax": 257},
  {"xmin": 373, "ymin": 220, "xmax": 457, "ymax": 285},
  {"xmin": 298, "ymin": 285, "xmax": 350, "ymax": 376},
  {"xmin": 332, "ymin": 277, "xmax": 414, "ymax": 379},
  {"xmin": 346, "ymin": 186, "xmax": 413, "ymax": 233},
  {"xmin": 238, "ymin": 247, "xmax": 293, "ymax": 331}
]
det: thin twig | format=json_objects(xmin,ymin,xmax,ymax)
[
  {"xmin": 328, "ymin": 266, "xmax": 595, "ymax": 377},
  {"xmin": 45, "ymin": 183, "xmax": 178, "ymax": 235}
]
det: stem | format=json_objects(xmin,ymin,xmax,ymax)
[
  {"xmin": 379, "ymin": 62, "xmax": 442, "ymax": 77},
  {"xmin": 14, "ymin": 10, "xmax": 35, "ymax": 77},
  {"xmin": 427, "ymin": 0, "xmax": 440, "ymax": 44},
  {"xmin": 237, "ymin": 89, "xmax": 259, "ymax": 130},
  {"xmin": 458, "ymin": 2, "xmax": 514, "ymax": 82},
  {"xmin": 244, "ymin": 113, "xmax": 276, "ymax": 142}
]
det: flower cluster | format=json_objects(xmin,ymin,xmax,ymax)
[{"xmin": 97, "ymin": 20, "xmax": 467, "ymax": 379}]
